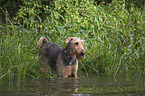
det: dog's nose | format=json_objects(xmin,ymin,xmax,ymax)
[{"xmin": 81, "ymin": 52, "xmax": 85, "ymax": 56}]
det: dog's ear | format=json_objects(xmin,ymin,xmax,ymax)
[{"xmin": 66, "ymin": 37, "xmax": 73, "ymax": 43}]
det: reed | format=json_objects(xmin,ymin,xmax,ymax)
[{"xmin": 0, "ymin": 0, "xmax": 144, "ymax": 82}]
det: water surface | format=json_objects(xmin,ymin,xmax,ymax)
[{"xmin": 0, "ymin": 75, "xmax": 144, "ymax": 96}]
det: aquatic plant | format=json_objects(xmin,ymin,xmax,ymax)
[{"xmin": 0, "ymin": 0, "xmax": 144, "ymax": 83}]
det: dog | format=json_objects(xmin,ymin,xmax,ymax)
[{"xmin": 36, "ymin": 37, "xmax": 85, "ymax": 78}]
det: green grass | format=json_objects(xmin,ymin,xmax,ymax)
[{"xmin": 0, "ymin": 0, "xmax": 145, "ymax": 83}]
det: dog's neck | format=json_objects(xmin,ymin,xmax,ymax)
[
  {"xmin": 63, "ymin": 49, "xmax": 77, "ymax": 65},
  {"xmin": 64, "ymin": 44, "xmax": 76, "ymax": 58}
]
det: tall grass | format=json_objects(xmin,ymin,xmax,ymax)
[
  {"xmin": 0, "ymin": 12, "xmax": 40, "ymax": 85},
  {"xmin": 0, "ymin": 0, "xmax": 144, "ymax": 83}
]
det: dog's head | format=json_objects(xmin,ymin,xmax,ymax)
[{"xmin": 66, "ymin": 37, "xmax": 85, "ymax": 60}]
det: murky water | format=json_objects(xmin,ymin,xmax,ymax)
[{"xmin": 0, "ymin": 75, "xmax": 144, "ymax": 96}]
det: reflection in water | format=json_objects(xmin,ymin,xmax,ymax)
[
  {"xmin": 39, "ymin": 78, "xmax": 79, "ymax": 95},
  {"xmin": 0, "ymin": 75, "xmax": 144, "ymax": 96}
]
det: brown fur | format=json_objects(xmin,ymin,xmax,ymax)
[{"xmin": 36, "ymin": 37, "xmax": 85, "ymax": 78}]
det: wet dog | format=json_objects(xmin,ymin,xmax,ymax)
[{"xmin": 36, "ymin": 37, "xmax": 85, "ymax": 78}]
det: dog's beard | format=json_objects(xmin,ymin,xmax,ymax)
[{"xmin": 76, "ymin": 53, "xmax": 84, "ymax": 62}]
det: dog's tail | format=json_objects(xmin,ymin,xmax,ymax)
[{"xmin": 36, "ymin": 37, "xmax": 48, "ymax": 49}]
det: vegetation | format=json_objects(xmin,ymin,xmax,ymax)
[{"xmin": 0, "ymin": 0, "xmax": 144, "ymax": 83}]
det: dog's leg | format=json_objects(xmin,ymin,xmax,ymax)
[
  {"xmin": 72, "ymin": 64, "xmax": 78, "ymax": 78},
  {"xmin": 72, "ymin": 70, "xmax": 78, "ymax": 78},
  {"xmin": 62, "ymin": 66, "xmax": 72, "ymax": 78}
]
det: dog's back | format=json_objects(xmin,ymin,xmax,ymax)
[
  {"xmin": 37, "ymin": 37, "xmax": 62, "ymax": 73},
  {"xmin": 44, "ymin": 42, "xmax": 62, "ymax": 61}
]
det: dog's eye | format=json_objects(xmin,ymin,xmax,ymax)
[{"xmin": 75, "ymin": 42, "xmax": 78, "ymax": 45}]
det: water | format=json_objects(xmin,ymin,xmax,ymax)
[{"xmin": 0, "ymin": 75, "xmax": 144, "ymax": 96}]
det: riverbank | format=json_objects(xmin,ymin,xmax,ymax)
[{"xmin": 0, "ymin": 0, "xmax": 144, "ymax": 81}]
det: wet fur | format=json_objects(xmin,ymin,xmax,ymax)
[{"xmin": 36, "ymin": 37, "xmax": 85, "ymax": 78}]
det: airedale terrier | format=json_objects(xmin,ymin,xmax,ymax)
[{"xmin": 36, "ymin": 37, "xmax": 85, "ymax": 78}]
